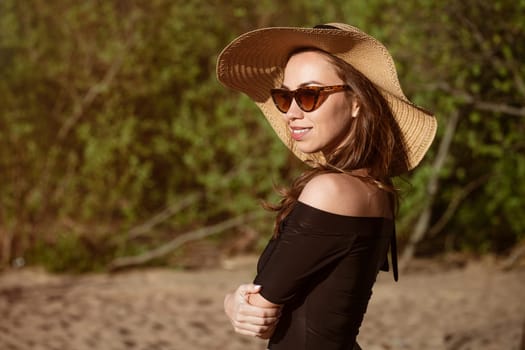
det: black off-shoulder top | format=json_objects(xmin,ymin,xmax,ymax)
[{"xmin": 254, "ymin": 201, "xmax": 397, "ymax": 350}]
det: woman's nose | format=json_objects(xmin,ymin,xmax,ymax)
[{"xmin": 284, "ymin": 99, "xmax": 304, "ymax": 121}]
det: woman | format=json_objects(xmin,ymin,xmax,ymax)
[{"xmin": 216, "ymin": 23, "xmax": 437, "ymax": 349}]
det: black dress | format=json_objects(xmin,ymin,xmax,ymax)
[{"xmin": 254, "ymin": 201, "xmax": 397, "ymax": 350}]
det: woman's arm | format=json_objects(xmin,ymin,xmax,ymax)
[{"xmin": 224, "ymin": 284, "xmax": 281, "ymax": 338}]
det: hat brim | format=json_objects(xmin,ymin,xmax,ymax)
[{"xmin": 217, "ymin": 24, "xmax": 437, "ymax": 175}]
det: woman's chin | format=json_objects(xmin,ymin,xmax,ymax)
[{"xmin": 296, "ymin": 144, "xmax": 320, "ymax": 154}]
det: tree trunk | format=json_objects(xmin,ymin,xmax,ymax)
[{"xmin": 400, "ymin": 110, "xmax": 460, "ymax": 271}]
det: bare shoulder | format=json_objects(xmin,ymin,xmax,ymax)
[{"xmin": 298, "ymin": 173, "xmax": 392, "ymax": 218}]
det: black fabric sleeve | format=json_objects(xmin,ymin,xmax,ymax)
[{"xmin": 254, "ymin": 202, "xmax": 358, "ymax": 304}]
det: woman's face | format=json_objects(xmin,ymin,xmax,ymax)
[{"xmin": 280, "ymin": 51, "xmax": 357, "ymax": 156}]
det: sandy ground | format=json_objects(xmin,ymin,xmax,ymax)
[{"xmin": 0, "ymin": 256, "xmax": 524, "ymax": 350}]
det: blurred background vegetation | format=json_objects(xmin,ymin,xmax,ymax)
[{"xmin": 0, "ymin": 0, "xmax": 523, "ymax": 273}]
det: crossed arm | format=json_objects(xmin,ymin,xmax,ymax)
[{"xmin": 224, "ymin": 283, "xmax": 282, "ymax": 339}]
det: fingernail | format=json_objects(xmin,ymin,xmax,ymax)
[{"xmin": 254, "ymin": 284, "xmax": 261, "ymax": 289}]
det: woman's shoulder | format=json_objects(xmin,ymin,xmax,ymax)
[{"xmin": 298, "ymin": 172, "xmax": 392, "ymax": 218}]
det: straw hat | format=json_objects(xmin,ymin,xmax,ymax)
[{"xmin": 216, "ymin": 23, "xmax": 437, "ymax": 175}]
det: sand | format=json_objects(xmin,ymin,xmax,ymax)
[{"xmin": 0, "ymin": 256, "xmax": 524, "ymax": 350}]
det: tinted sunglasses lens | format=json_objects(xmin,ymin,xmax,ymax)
[
  {"xmin": 296, "ymin": 89, "xmax": 319, "ymax": 112},
  {"xmin": 271, "ymin": 90, "xmax": 292, "ymax": 112}
]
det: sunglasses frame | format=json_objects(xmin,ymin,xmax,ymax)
[{"xmin": 270, "ymin": 85, "xmax": 351, "ymax": 113}]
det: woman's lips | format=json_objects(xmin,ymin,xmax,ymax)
[{"xmin": 290, "ymin": 127, "xmax": 311, "ymax": 141}]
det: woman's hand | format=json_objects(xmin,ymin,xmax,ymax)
[{"xmin": 224, "ymin": 284, "xmax": 281, "ymax": 338}]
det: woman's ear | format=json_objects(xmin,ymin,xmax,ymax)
[{"xmin": 351, "ymin": 98, "xmax": 360, "ymax": 118}]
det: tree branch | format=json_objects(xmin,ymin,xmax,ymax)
[
  {"xmin": 433, "ymin": 82, "xmax": 525, "ymax": 117},
  {"xmin": 109, "ymin": 211, "xmax": 265, "ymax": 271},
  {"xmin": 428, "ymin": 174, "xmax": 491, "ymax": 237},
  {"xmin": 500, "ymin": 243, "xmax": 525, "ymax": 271},
  {"xmin": 400, "ymin": 110, "xmax": 460, "ymax": 271},
  {"xmin": 57, "ymin": 47, "xmax": 127, "ymax": 140},
  {"xmin": 125, "ymin": 162, "xmax": 256, "ymax": 238},
  {"xmin": 127, "ymin": 193, "xmax": 202, "ymax": 239},
  {"xmin": 470, "ymin": 100, "xmax": 525, "ymax": 118},
  {"xmin": 455, "ymin": 9, "xmax": 525, "ymax": 99},
  {"xmin": 32, "ymin": 23, "xmax": 139, "ymax": 223},
  {"xmin": 0, "ymin": 228, "xmax": 13, "ymax": 267},
  {"xmin": 57, "ymin": 12, "xmax": 140, "ymax": 141}
]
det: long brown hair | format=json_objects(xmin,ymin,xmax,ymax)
[{"xmin": 265, "ymin": 49, "xmax": 408, "ymax": 236}]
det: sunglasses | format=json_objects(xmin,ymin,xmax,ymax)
[{"xmin": 270, "ymin": 85, "xmax": 351, "ymax": 113}]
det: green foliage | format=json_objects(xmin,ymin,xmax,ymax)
[
  {"xmin": 0, "ymin": 0, "xmax": 523, "ymax": 271},
  {"xmin": 0, "ymin": 0, "xmax": 290, "ymax": 270},
  {"xmin": 375, "ymin": 0, "xmax": 525, "ymax": 253},
  {"xmin": 29, "ymin": 232, "xmax": 108, "ymax": 273}
]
